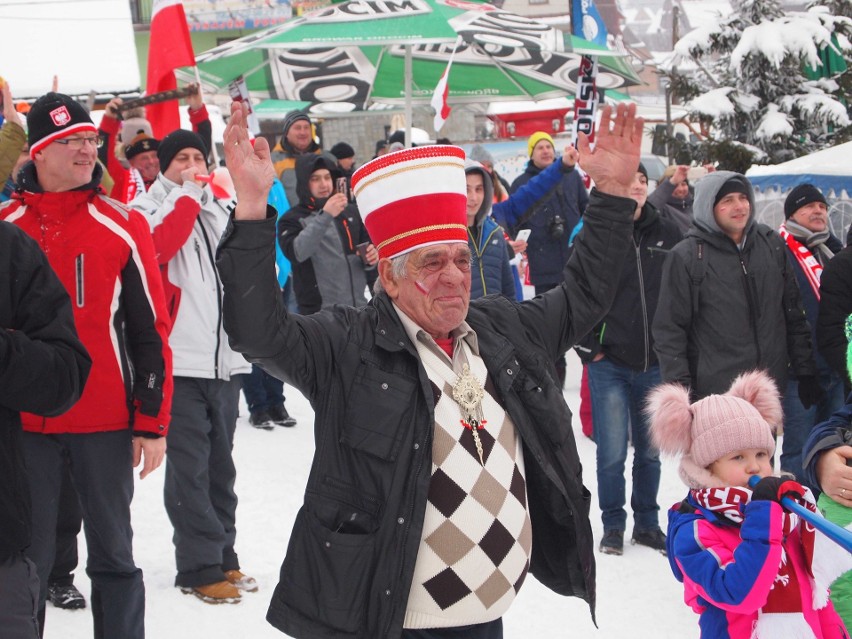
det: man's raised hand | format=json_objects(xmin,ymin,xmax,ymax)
[
  {"xmin": 224, "ymin": 101, "xmax": 274, "ymax": 219},
  {"xmin": 577, "ymin": 103, "xmax": 643, "ymax": 199}
]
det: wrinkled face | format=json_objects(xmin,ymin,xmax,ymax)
[
  {"xmin": 672, "ymin": 181, "xmax": 690, "ymax": 199},
  {"xmin": 33, "ymin": 134, "xmax": 97, "ymax": 192},
  {"xmin": 789, "ymin": 200, "xmax": 828, "ymax": 233},
  {"xmin": 129, "ymin": 150, "xmax": 160, "ymax": 182},
  {"xmin": 286, "ymin": 120, "xmax": 313, "ymax": 152},
  {"xmin": 713, "ymin": 192, "xmax": 751, "ymax": 242},
  {"xmin": 163, "ymin": 147, "xmax": 207, "ymax": 185},
  {"xmin": 530, "ymin": 140, "xmax": 555, "ymax": 169},
  {"xmin": 308, "ymin": 168, "xmax": 333, "ymax": 199},
  {"xmin": 380, "ymin": 243, "xmax": 472, "ymax": 340},
  {"xmin": 631, "ymin": 171, "xmax": 649, "ymax": 218},
  {"xmin": 708, "ymin": 447, "xmax": 773, "ymax": 488},
  {"xmin": 466, "ymin": 172, "xmax": 485, "ymax": 222}
]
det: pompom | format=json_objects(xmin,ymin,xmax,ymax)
[
  {"xmin": 726, "ymin": 370, "xmax": 782, "ymax": 433},
  {"xmin": 645, "ymin": 382, "xmax": 694, "ymax": 456}
]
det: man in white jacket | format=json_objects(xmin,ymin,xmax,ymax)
[{"xmin": 131, "ymin": 129, "xmax": 254, "ymax": 605}]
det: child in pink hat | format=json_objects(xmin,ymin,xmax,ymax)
[{"xmin": 646, "ymin": 370, "xmax": 851, "ymax": 638}]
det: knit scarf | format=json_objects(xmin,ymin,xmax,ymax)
[
  {"xmin": 691, "ymin": 485, "xmax": 852, "ymax": 638},
  {"xmin": 126, "ymin": 167, "xmax": 146, "ymax": 203},
  {"xmin": 779, "ymin": 221, "xmax": 833, "ymax": 299}
]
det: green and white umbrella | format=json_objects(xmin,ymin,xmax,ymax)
[{"xmin": 185, "ymin": 0, "xmax": 639, "ymax": 141}]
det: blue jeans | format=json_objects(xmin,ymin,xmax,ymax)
[
  {"xmin": 587, "ymin": 358, "xmax": 662, "ymax": 533},
  {"xmin": 781, "ymin": 369, "xmax": 844, "ymax": 489},
  {"xmin": 241, "ymin": 365, "xmax": 285, "ymax": 414}
]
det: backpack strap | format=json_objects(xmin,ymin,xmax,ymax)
[{"xmin": 690, "ymin": 238, "xmax": 705, "ymax": 317}]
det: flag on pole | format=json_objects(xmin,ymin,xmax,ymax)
[
  {"xmin": 431, "ymin": 39, "xmax": 460, "ymax": 132},
  {"xmin": 146, "ymin": 0, "xmax": 196, "ymax": 138},
  {"xmin": 570, "ymin": 0, "xmax": 607, "ymax": 153},
  {"xmin": 572, "ymin": 0, "xmax": 609, "ymax": 47}
]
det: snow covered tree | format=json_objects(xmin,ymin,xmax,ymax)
[{"xmin": 659, "ymin": 0, "xmax": 851, "ymax": 166}]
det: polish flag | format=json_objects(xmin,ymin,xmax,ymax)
[
  {"xmin": 146, "ymin": 0, "xmax": 196, "ymax": 138},
  {"xmin": 431, "ymin": 39, "xmax": 460, "ymax": 132}
]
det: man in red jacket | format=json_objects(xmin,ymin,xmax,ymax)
[{"xmin": 0, "ymin": 92, "xmax": 173, "ymax": 639}]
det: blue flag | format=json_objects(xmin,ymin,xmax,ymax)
[{"xmin": 572, "ymin": 0, "xmax": 608, "ymax": 47}]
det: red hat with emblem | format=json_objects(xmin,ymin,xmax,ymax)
[
  {"xmin": 27, "ymin": 92, "xmax": 98, "ymax": 158},
  {"xmin": 351, "ymin": 145, "xmax": 467, "ymax": 259}
]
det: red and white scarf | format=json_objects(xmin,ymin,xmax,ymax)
[
  {"xmin": 691, "ymin": 485, "xmax": 852, "ymax": 638},
  {"xmin": 779, "ymin": 224, "xmax": 823, "ymax": 299}
]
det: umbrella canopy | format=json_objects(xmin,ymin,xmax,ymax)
[{"xmin": 186, "ymin": 0, "xmax": 639, "ymax": 111}]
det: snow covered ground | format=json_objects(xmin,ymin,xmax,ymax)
[{"xmin": 45, "ymin": 351, "xmax": 704, "ymax": 638}]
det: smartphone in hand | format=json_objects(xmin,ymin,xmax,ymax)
[
  {"xmin": 515, "ymin": 229, "xmax": 532, "ymax": 242},
  {"xmin": 336, "ymin": 177, "xmax": 349, "ymax": 200}
]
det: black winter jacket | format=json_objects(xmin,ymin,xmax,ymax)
[
  {"xmin": 653, "ymin": 171, "xmax": 815, "ymax": 399},
  {"xmin": 817, "ymin": 236, "xmax": 852, "ymax": 388},
  {"xmin": 217, "ymin": 188, "xmax": 636, "ymax": 639},
  {"xmin": 0, "ymin": 221, "xmax": 90, "ymax": 558},
  {"xmin": 573, "ymin": 203, "xmax": 683, "ymax": 370}
]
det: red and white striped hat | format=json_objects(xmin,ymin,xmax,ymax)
[{"xmin": 352, "ymin": 145, "xmax": 467, "ymax": 259}]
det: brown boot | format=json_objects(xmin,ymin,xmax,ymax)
[
  {"xmin": 180, "ymin": 580, "xmax": 241, "ymax": 604},
  {"xmin": 224, "ymin": 569, "xmax": 258, "ymax": 593}
]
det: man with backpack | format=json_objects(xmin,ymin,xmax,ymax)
[{"xmin": 653, "ymin": 171, "xmax": 818, "ymax": 402}]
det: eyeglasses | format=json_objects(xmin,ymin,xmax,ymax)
[{"xmin": 54, "ymin": 136, "xmax": 103, "ymax": 149}]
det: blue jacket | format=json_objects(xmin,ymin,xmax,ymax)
[{"xmin": 502, "ymin": 160, "xmax": 588, "ymax": 287}]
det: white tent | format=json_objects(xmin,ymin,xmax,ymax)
[
  {"xmin": 746, "ymin": 141, "xmax": 852, "ymax": 239},
  {"xmin": 0, "ymin": 0, "xmax": 140, "ymax": 100}
]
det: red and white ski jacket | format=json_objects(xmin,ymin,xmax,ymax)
[{"xmin": 0, "ymin": 164, "xmax": 172, "ymax": 436}]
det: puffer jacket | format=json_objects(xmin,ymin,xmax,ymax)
[
  {"xmin": 1, "ymin": 163, "xmax": 172, "ymax": 435},
  {"xmin": 131, "ymin": 173, "xmax": 250, "ymax": 380},
  {"xmin": 0, "ymin": 220, "xmax": 90, "ymax": 558},
  {"xmin": 217, "ymin": 188, "xmax": 637, "ymax": 639},
  {"xmin": 667, "ymin": 493, "xmax": 848, "ymax": 639},
  {"xmin": 506, "ymin": 160, "xmax": 588, "ymax": 287},
  {"xmin": 279, "ymin": 154, "xmax": 372, "ymax": 314},
  {"xmin": 653, "ymin": 171, "xmax": 815, "ymax": 399}
]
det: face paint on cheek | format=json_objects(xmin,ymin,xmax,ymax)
[{"xmin": 415, "ymin": 281, "xmax": 430, "ymax": 295}]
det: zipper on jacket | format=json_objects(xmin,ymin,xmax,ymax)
[
  {"xmin": 194, "ymin": 238, "xmax": 205, "ymax": 282},
  {"xmin": 634, "ymin": 237, "xmax": 650, "ymax": 371},
  {"xmin": 196, "ymin": 221, "xmax": 223, "ymax": 378},
  {"xmin": 75, "ymin": 254, "xmax": 85, "ymax": 307},
  {"xmin": 738, "ymin": 250, "xmax": 762, "ymax": 365},
  {"xmin": 469, "ymin": 225, "xmax": 501, "ymax": 296}
]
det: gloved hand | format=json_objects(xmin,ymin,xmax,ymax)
[
  {"xmin": 797, "ymin": 375, "xmax": 824, "ymax": 409},
  {"xmin": 751, "ymin": 476, "xmax": 806, "ymax": 504}
]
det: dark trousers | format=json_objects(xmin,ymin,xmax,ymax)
[
  {"xmin": 402, "ymin": 619, "xmax": 503, "ymax": 638},
  {"xmin": 23, "ymin": 431, "xmax": 144, "ymax": 639},
  {"xmin": 164, "ymin": 377, "xmax": 241, "ymax": 588},
  {"xmin": 48, "ymin": 458, "xmax": 82, "ymax": 587},
  {"xmin": 241, "ymin": 365, "xmax": 284, "ymax": 414},
  {"xmin": 0, "ymin": 552, "xmax": 40, "ymax": 639}
]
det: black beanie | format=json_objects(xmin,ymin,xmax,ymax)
[
  {"xmin": 637, "ymin": 162, "xmax": 648, "ymax": 180},
  {"xmin": 330, "ymin": 142, "xmax": 355, "ymax": 160},
  {"xmin": 714, "ymin": 176, "xmax": 750, "ymax": 208},
  {"xmin": 124, "ymin": 134, "xmax": 160, "ymax": 161},
  {"xmin": 784, "ymin": 183, "xmax": 827, "ymax": 219},
  {"xmin": 157, "ymin": 130, "xmax": 208, "ymax": 172},
  {"xmin": 27, "ymin": 92, "xmax": 97, "ymax": 158}
]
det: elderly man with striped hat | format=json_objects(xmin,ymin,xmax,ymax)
[{"xmin": 217, "ymin": 102, "xmax": 644, "ymax": 639}]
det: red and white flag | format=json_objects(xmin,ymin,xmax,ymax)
[
  {"xmin": 431, "ymin": 39, "xmax": 460, "ymax": 132},
  {"xmin": 146, "ymin": 0, "xmax": 196, "ymax": 138}
]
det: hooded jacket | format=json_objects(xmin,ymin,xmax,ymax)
[
  {"xmin": 653, "ymin": 171, "xmax": 815, "ymax": 399},
  {"xmin": 217, "ymin": 187, "xmax": 638, "ymax": 639},
  {"xmin": 272, "ymin": 113, "xmax": 321, "ymax": 206},
  {"xmin": 506, "ymin": 159, "xmax": 589, "ymax": 287},
  {"xmin": 573, "ymin": 202, "xmax": 683, "ymax": 370},
  {"xmin": 0, "ymin": 220, "xmax": 90, "ymax": 559},
  {"xmin": 279, "ymin": 153, "xmax": 372, "ymax": 314},
  {"xmin": 131, "ymin": 172, "xmax": 250, "ymax": 380},
  {"xmin": 1, "ymin": 163, "xmax": 172, "ymax": 435},
  {"xmin": 647, "ymin": 177, "xmax": 693, "ymax": 235}
]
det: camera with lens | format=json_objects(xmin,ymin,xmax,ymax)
[{"xmin": 547, "ymin": 215, "xmax": 566, "ymax": 239}]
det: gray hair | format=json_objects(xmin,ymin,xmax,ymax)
[{"xmin": 372, "ymin": 252, "xmax": 410, "ymax": 295}]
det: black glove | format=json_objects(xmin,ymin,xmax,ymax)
[
  {"xmin": 751, "ymin": 476, "xmax": 806, "ymax": 503},
  {"xmin": 797, "ymin": 375, "xmax": 824, "ymax": 410}
]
